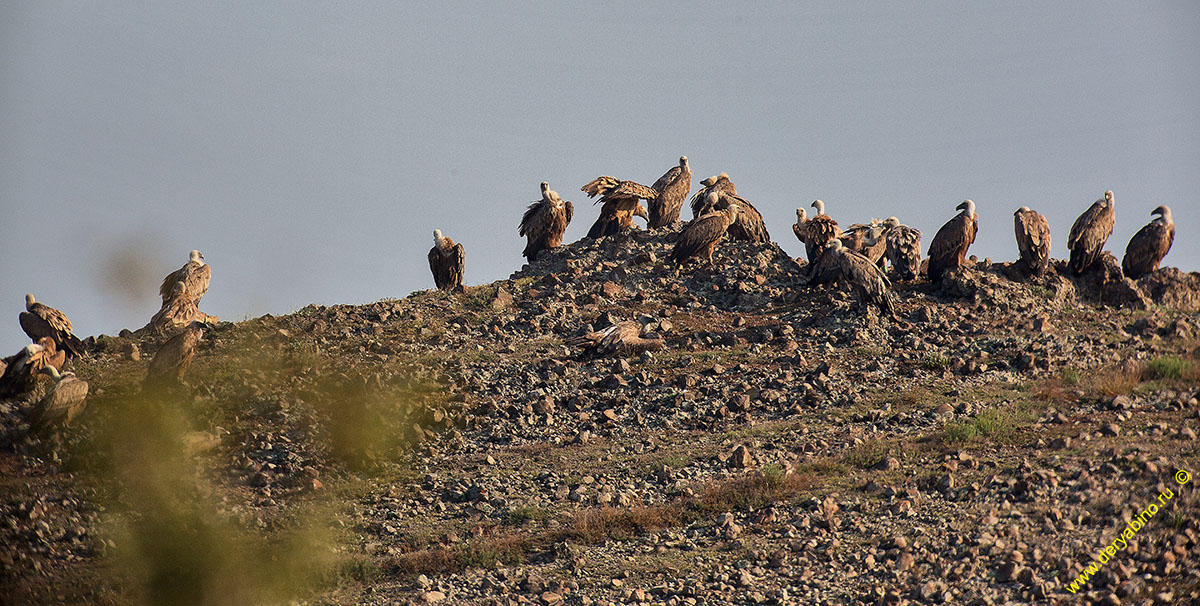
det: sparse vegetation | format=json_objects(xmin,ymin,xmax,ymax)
[
  {"xmin": 1146, "ymin": 355, "xmax": 1192, "ymax": 381},
  {"xmin": 922, "ymin": 352, "xmax": 951, "ymax": 371}
]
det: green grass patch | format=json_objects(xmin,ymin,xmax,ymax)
[
  {"xmin": 922, "ymin": 352, "xmax": 951, "ymax": 371},
  {"xmin": 1059, "ymin": 367, "xmax": 1081, "ymax": 385},
  {"xmin": 1146, "ymin": 356, "xmax": 1192, "ymax": 381}
]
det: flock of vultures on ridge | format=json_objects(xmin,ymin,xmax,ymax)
[{"xmin": 0, "ymin": 155, "xmax": 1179, "ymax": 435}]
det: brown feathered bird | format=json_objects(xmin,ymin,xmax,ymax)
[
  {"xmin": 27, "ymin": 366, "xmax": 89, "ymax": 431},
  {"xmin": 1067, "ymin": 191, "xmax": 1116, "ymax": 275},
  {"xmin": 581, "ymin": 176, "xmax": 657, "ymax": 238},
  {"xmin": 839, "ymin": 219, "xmax": 887, "ymax": 267},
  {"xmin": 927, "ymin": 200, "xmax": 979, "ymax": 283},
  {"xmin": 159, "ymin": 250, "xmax": 211, "ymax": 305},
  {"xmin": 1122, "ymin": 205, "xmax": 1174, "ymax": 279},
  {"xmin": 883, "ymin": 218, "xmax": 922, "ymax": 281},
  {"xmin": 20, "ymin": 294, "xmax": 84, "ymax": 358},
  {"xmin": 807, "ymin": 240, "xmax": 897, "ymax": 318},
  {"xmin": 792, "ymin": 208, "xmax": 809, "ymax": 245},
  {"xmin": 519, "ymin": 182, "xmax": 574, "ymax": 262},
  {"xmin": 148, "ymin": 282, "xmax": 207, "ymax": 335},
  {"xmin": 804, "ymin": 200, "xmax": 843, "ymax": 263},
  {"xmin": 0, "ymin": 338, "xmax": 66, "ymax": 398},
  {"xmin": 1013, "ymin": 206, "xmax": 1052, "ymax": 277},
  {"xmin": 689, "ymin": 173, "xmax": 737, "ymax": 218},
  {"xmin": 668, "ymin": 197, "xmax": 741, "ymax": 266},
  {"xmin": 568, "ymin": 320, "xmax": 665, "ymax": 358},
  {"xmin": 144, "ymin": 321, "xmax": 205, "ymax": 391},
  {"xmin": 648, "ymin": 156, "xmax": 692, "ymax": 228},
  {"xmin": 428, "ymin": 229, "xmax": 465, "ymax": 290},
  {"xmin": 715, "ymin": 192, "xmax": 770, "ymax": 243}
]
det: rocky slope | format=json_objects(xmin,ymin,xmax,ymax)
[{"xmin": 1, "ymin": 226, "xmax": 1199, "ymax": 606}]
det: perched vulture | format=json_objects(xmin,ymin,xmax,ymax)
[
  {"xmin": 648, "ymin": 156, "xmax": 692, "ymax": 228},
  {"xmin": 20, "ymin": 294, "xmax": 84, "ymax": 358},
  {"xmin": 668, "ymin": 198, "xmax": 741, "ymax": 266},
  {"xmin": 804, "ymin": 200, "xmax": 843, "ymax": 263},
  {"xmin": 587, "ymin": 199, "xmax": 649, "ymax": 239},
  {"xmin": 567, "ymin": 320, "xmax": 665, "ymax": 358},
  {"xmin": 519, "ymin": 182, "xmax": 574, "ymax": 262},
  {"xmin": 719, "ymin": 192, "xmax": 769, "ymax": 243},
  {"xmin": 27, "ymin": 366, "xmax": 89, "ymax": 431},
  {"xmin": 159, "ymin": 250, "xmax": 211, "ymax": 304},
  {"xmin": 927, "ymin": 200, "xmax": 979, "ymax": 283},
  {"xmin": 1067, "ymin": 191, "xmax": 1116, "ymax": 275},
  {"xmin": 144, "ymin": 321, "xmax": 205, "ymax": 391},
  {"xmin": 807, "ymin": 240, "xmax": 897, "ymax": 318},
  {"xmin": 884, "ymin": 218, "xmax": 922, "ymax": 281},
  {"xmin": 148, "ymin": 282, "xmax": 205, "ymax": 334},
  {"xmin": 792, "ymin": 208, "xmax": 809, "ymax": 244},
  {"xmin": 839, "ymin": 219, "xmax": 887, "ymax": 267},
  {"xmin": 581, "ymin": 176, "xmax": 657, "ymax": 238},
  {"xmin": 1013, "ymin": 207, "xmax": 1052, "ymax": 277},
  {"xmin": 689, "ymin": 173, "xmax": 737, "ymax": 218},
  {"xmin": 1122, "ymin": 205, "xmax": 1175, "ymax": 279},
  {"xmin": 428, "ymin": 229, "xmax": 465, "ymax": 290},
  {"xmin": 0, "ymin": 338, "xmax": 65, "ymax": 398}
]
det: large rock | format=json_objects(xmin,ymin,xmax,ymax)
[{"xmin": 1137, "ymin": 268, "xmax": 1200, "ymax": 312}]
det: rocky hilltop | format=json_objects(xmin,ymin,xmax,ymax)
[{"xmin": 2, "ymin": 228, "xmax": 1199, "ymax": 606}]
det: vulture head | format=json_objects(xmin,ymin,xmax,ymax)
[
  {"xmin": 1015, "ymin": 206, "xmax": 1031, "ymax": 215},
  {"xmin": 884, "ymin": 217, "xmax": 900, "ymax": 228},
  {"xmin": 25, "ymin": 293, "xmax": 35, "ymax": 310},
  {"xmin": 634, "ymin": 203, "xmax": 649, "ymax": 221},
  {"xmin": 701, "ymin": 175, "xmax": 718, "ymax": 187},
  {"xmin": 811, "ymin": 200, "xmax": 826, "ymax": 216},
  {"xmin": 796, "ymin": 208, "xmax": 808, "ymax": 223},
  {"xmin": 718, "ymin": 172, "xmax": 729, "ymax": 180},
  {"xmin": 1152, "ymin": 204, "xmax": 1173, "ymax": 224},
  {"xmin": 189, "ymin": 250, "xmax": 205, "ymax": 263},
  {"xmin": 1103, "ymin": 190, "xmax": 1114, "ymax": 206},
  {"xmin": 679, "ymin": 156, "xmax": 688, "ymax": 167},
  {"xmin": 433, "ymin": 229, "xmax": 443, "ymax": 243},
  {"xmin": 726, "ymin": 204, "xmax": 743, "ymax": 218},
  {"xmin": 956, "ymin": 200, "xmax": 976, "ymax": 216}
]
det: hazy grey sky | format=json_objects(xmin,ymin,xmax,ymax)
[{"xmin": 2, "ymin": 2, "xmax": 1197, "ymax": 353}]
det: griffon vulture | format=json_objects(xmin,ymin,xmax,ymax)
[
  {"xmin": 804, "ymin": 200, "xmax": 843, "ymax": 263},
  {"xmin": 144, "ymin": 321, "xmax": 205, "ymax": 391},
  {"xmin": 1067, "ymin": 191, "xmax": 1115, "ymax": 275},
  {"xmin": 568, "ymin": 320, "xmax": 666, "ymax": 358},
  {"xmin": 28, "ymin": 367, "xmax": 89, "ymax": 430},
  {"xmin": 792, "ymin": 208, "xmax": 809, "ymax": 245},
  {"xmin": 927, "ymin": 200, "xmax": 978, "ymax": 283},
  {"xmin": 160, "ymin": 250, "xmax": 210, "ymax": 304},
  {"xmin": 148, "ymin": 282, "xmax": 207, "ymax": 334},
  {"xmin": 1122, "ymin": 205, "xmax": 1174, "ymax": 279},
  {"xmin": 668, "ymin": 198, "xmax": 741, "ymax": 266},
  {"xmin": 648, "ymin": 156, "xmax": 692, "ymax": 228},
  {"xmin": 0, "ymin": 339, "xmax": 65, "ymax": 398},
  {"xmin": 807, "ymin": 240, "xmax": 897, "ymax": 318},
  {"xmin": 839, "ymin": 219, "xmax": 887, "ymax": 267},
  {"xmin": 428, "ymin": 229, "xmax": 465, "ymax": 290},
  {"xmin": 1013, "ymin": 207, "xmax": 1052, "ymax": 277},
  {"xmin": 884, "ymin": 218, "xmax": 922, "ymax": 281},
  {"xmin": 519, "ymin": 182, "xmax": 574, "ymax": 262},
  {"xmin": 689, "ymin": 173, "xmax": 737, "ymax": 218},
  {"xmin": 581, "ymin": 176, "xmax": 657, "ymax": 238},
  {"xmin": 20, "ymin": 294, "xmax": 84, "ymax": 358}
]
